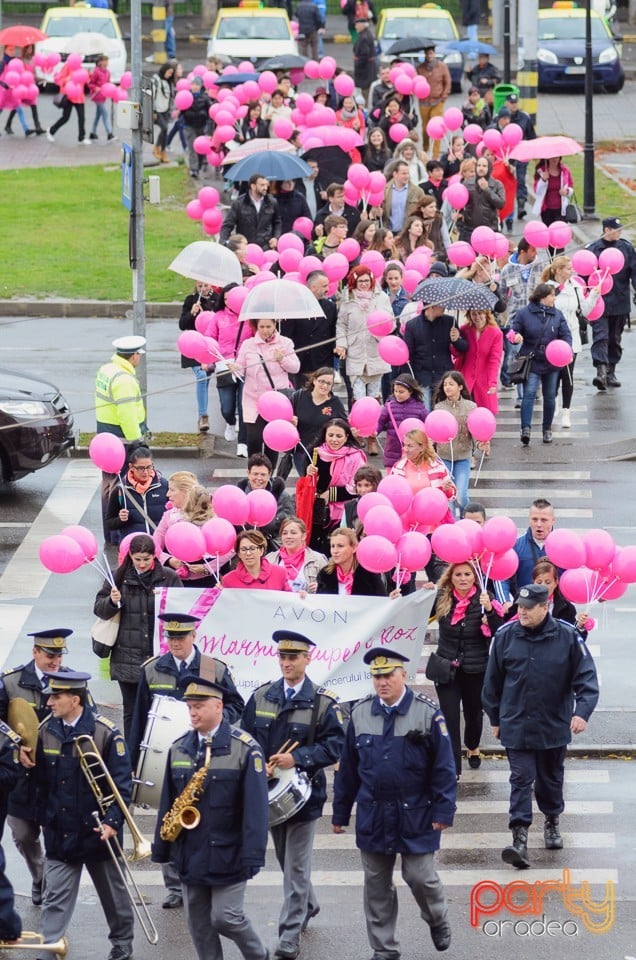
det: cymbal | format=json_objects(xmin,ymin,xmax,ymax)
[{"xmin": 8, "ymin": 696, "xmax": 39, "ymax": 755}]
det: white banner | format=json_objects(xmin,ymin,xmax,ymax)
[{"xmin": 155, "ymin": 588, "xmax": 436, "ymax": 702}]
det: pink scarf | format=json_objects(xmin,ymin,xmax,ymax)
[
  {"xmin": 336, "ymin": 564, "xmax": 354, "ymax": 595},
  {"xmin": 450, "ymin": 586, "xmax": 476, "ymax": 625},
  {"xmin": 353, "ymin": 289, "xmax": 374, "ymax": 312},
  {"xmin": 278, "ymin": 546, "xmax": 305, "ymax": 579},
  {"xmin": 317, "ymin": 444, "xmax": 366, "ymax": 522}
]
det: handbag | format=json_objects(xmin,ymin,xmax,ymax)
[
  {"xmin": 91, "ymin": 611, "xmax": 121, "ymax": 659},
  {"xmin": 508, "ymin": 352, "xmax": 533, "ymax": 384},
  {"xmin": 216, "ymin": 325, "xmax": 244, "ymax": 389},
  {"xmin": 574, "ymin": 286, "xmax": 589, "ymax": 345},
  {"xmin": 258, "ymin": 354, "xmax": 294, "ymax": 401},
  {"xmin": 53, "ymin": 93, "xmax": 67, "ymax": 109},
  {"xmin": 425, "ymin": 651, "xmax": 456, "ymax": 685},
  {"xmin": 564, "ymin": 193, "xmax": 582, "ymax": 224}
]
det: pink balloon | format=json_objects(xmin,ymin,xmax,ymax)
[
  {"xmin": 174, "ymin": 90, "xmax": 194, "ymax": 111},
  {"xmin": 431, "ymin": 526, "xmax": 471, "ymax": 564},
  {"xmin": 212, "ymin": 485, "xmax": 250, "ymax": 525},
  {"xmin": 467, "ymin": 407, "xmax": 496, "ymax": 442},
  {"xmin": 378, "ymin": 335, "xmax": 409, "ymax": 366},
  {"xmin": 423, "ymin": 409, "xmax": 458, "ymax": 443},
  {"xmin": 483, "ymin": 548, "xmax": 519, "ymax": 580},
  {"xmin": 363, "ymin": 505, "xmax": 404, "ymax": 543},
  {"xmin": 612, "ymin": 544, "xmax": 636, "ymax": 583},
  {"xmin": 544, "ymin": 529, "xmax": 586, "ymax": 570},
  {"xmin": 278, "ymin": 232, "xmax": 305, "ymax": 254},
  {"xmin": 443, "ymin": 107, "xmax": 463, "ymax": 131},
  {"xmin": 402, "ymin": 269, "xmax": 421, "ymax": 295},
  {"xmin": 39, "ymin": 535, "xmax": 86, "ymax": 574},
  {"xmin": 165, "ymin": 521, "xmax": 206, "ymax": 563},
  {"xmin": 470, "ymin": 225, "xmax": 497, "ymax": 257},
  {"xmin": 334, "ymin": 73, "xmax": 355, "ymax": 97},
  {"xmin": 221, "ymin": 286, "xmax": 246, "ymax": 317},
  {"xmin": 377, "ymin": 475, "xmax": 414, "ymax": 515},
  {"xmin": 299, "ymin": 255, "xmax": 324, "ymax": 279},
  {"xmin": 482, "ymin": 128, "xmax": 503, "ymax": 155},
  {"xmin": 263, "ymin": 420, "xmax": 299, "ymax": 452},
  {"xmin": 272, "ymin": 117, "xmax": 294, "ymax": 140},
  {"xmin": 293, "ymin": 216, "xmax": 313, "ymax": 241},
  {"xmin": 445, "ymin": 182, "xmax": 469, "ymax": 210},
  {"xmin": 598, "ymin": 246, "xmax": 625, "ymax": 275},
  {"xmin": 368, "ymin": 171, "xmax": 386, "ymax": 193},
  {"xmin": 547, "ymin": 220, "xmax": 572, "ymax": 250},
  {"xmin": 396, "ymin": 531, "xmax": 431, "ymax": 572},
  {"xmin": 202, "ymin": 517, "xmax": 236, "ymax": 556},
  {"xmin": 426, "ymin": 116, "xmax": 446, "ymax": 140},
  {"xmin": 388, "ymin": 123, "xmax": 409, "ymax": 144},
  {"xmin": 202, "ymin": 208, "xmax": 223, "ymax": 235},
  {"xmin": 198, "ymin": 186, "xmax": 220, "ymax": 209},
  {"xmin": 571, "ymin": 249, "xmax": 598, "ymax": 276},
  {"xmin": 176, "ymin": 78, "xmax": 191, "ymax": 92},
  {"xmin": 322, "ymin": 252, "xmax": 350, "ymax": 282},
  {"xmin": 61, "ymin": 525, "xmax": 98, "ymax": 561},
  {"xmin": 412, "ymin": 76, "xmax": 431, "ymax": 99},
  {"xmin": 257, "ymin": 391, "xmax": 294, "ymax": 422},
  {"xmin": 366, "ymin": 311, "xmax": 394, "ymax": 338},
  {"xmin": 586, "ymin": 296, "xmax": 605, "ymax": 322},
  {"xmin": 492, "ymin": 233, "xmax": 510, "ymax": 259},
  {"xmin": 246, "ymin": 489, "xmax": 278, "ymax": 527},
  {"xmin": 348, "ymin": 163, "xmax": 371, "ymax": 190},
  {"xmin": 356, "ymin": 535, "xmax": 398, "ymax": 574},
  {"xmin": 545, "ymin": 339, "xmax": 573, "ymax": 368},
  {"xmin": 397, "ymin": 417, "xmax": 426, "ymax": 440},
  {"xmin": 245, "ymin": 243, "xmax": 265, "ymax": 268},
  {"xmin": 349, "ymin": 397, "xmax": 381, "ymax": 436},
  {"xmin": 482, "ymin": 516, "xmax": 517, "ymax": 553},
  {"xmin": 357, "ymin": 492, "xmax": 393, "ymax": 523},
  {"xmin": 394, "ymin": 73, "xmax": 413, "ymax": 96},
  {"xmin": 318, "ymin": 56, "xmax": 337, "ymax": 80},
  {"xmin": 447, "ymin": 241, "xmax": 476, "ymax": 268},
  {"xmin": 178, "ymin": 330, "xmax": 205, "ymax": 359},
  {"xmin": 296, "ymin": 91, "xmax": 314, "ymax": 113},
  {"xmin": 463, "ymin": 123, "xmax": 483, "ymax": 145},
  {"xmin": 589, "ymin": 269, "xmax": 613, "ymax": 296},
  {"xmin": 304, "ymin": 60, "xmax": 320, "ymax": 79},
  {"xmin": 338, "ymin": 238, "xmax": 361, "ymax": 263},
  {"xmin": 258, "ymin": 71, "xmax": 278, "ymax": 94},
  {"xmin": 66, "ymin": 53, "xmax": 83, "ymax": 70},
  {"xmin": 501, "ymin": 123, "xmax": 523, "ymax": 149},
  {"xmin": 582, "ymin": 529, "xmax": 616, "ymax": 571},
  {"xmin": 597, "ymin": 578, "xmax": 627, "ymax": 601},
  {"xmin": 359, "ymin": 251, "xmax": 386, "ymax": 278},
  {"xmin": 410, "ymin": 487, "xmax": 449, "ymax": 527},
  {"xmin": 523, "ymin": 220, "xmax": 551, "ymax": 249},
  {"xmin": 454, "ymin": 518, "xmax": 484, "ymax": 556},
  {"xmin": 186, "ymin": 199, "xmax": 203, "ymax": 220},
  {"xmin": 89, "ymin": 433, "xmax": 126, "ymax": 474},
  {"xmin": 559, "ymin": 568, "xmax": 594, "ymax": 604},
  {"xmin": 279, "ymin": 248, "xmax": 303, "ymax": 273}
]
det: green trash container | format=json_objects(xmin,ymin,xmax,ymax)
[{"xmin": 493, "ymin": 83, "xmax": 520, "ymax": 114}]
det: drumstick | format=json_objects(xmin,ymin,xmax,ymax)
[
  {"xmin": 269, "ymin": 741, "xmax": 300, "ymax": 770},
  {"xmin": 277, "ymin": 739, "xmax": 292, "ymax": 754}
]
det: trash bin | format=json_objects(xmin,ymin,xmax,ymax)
[{"xmin": 493, "ymin": 83, "xmax": 520, "ymax": 114}]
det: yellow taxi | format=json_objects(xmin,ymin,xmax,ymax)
[
  {"xmin": 36, "ymin": 4, "xmax": 127, "ymax": 84},
  {"xmin": 375, "ymin": 4, "xmax": 463, "ymax": 92},
  {"xmin": 207, "ymin": 7, "xmax": 298, "ymax": 67}
]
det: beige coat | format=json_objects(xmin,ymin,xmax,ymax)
[{"xmin": 336, "ymin": 290, "xmax": 393, "ymax": 377}]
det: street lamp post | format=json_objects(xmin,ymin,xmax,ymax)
[
  {"xmin": 129, "ymin": 0, "xmax": 147, "ymax": 397},
  {"xmin": 582, "ymin": 0, "xmax": 597, "ymax": 218}
]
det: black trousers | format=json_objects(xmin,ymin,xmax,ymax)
[
  {"xmin": 246, "ymin": 417, "xmax": 279, "ymax": 471},
  {"xmin": 591, "ymin": 313, "xmax": 628, "ymax": 367},
  {"xmin": 506, "ymin": 745, "xmax": 568, "ymax": 827},
  {"xmin": 435, "ymin": 668, "xmax": 485, "ymax": 776},
  {"xmin": 50, "ymin": 101, "xmax": 85, "ymax": 141}
]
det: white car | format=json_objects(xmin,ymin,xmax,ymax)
[
  {"xmin": 36, "ymin": 5, "xmax": 127, "ymax": 84},
  {"xmin": 207, "ymin": 8, "xmax": 298, "ymax": 67}
]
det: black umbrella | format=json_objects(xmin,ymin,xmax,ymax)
[
  {"xmin": 386, "ymin": 37, "xmax": 437, "ymax": 56},
  {"xmin": 412, "ymin": 277, "xmax": 498, "ymax": 311},
  {"xmin": 260, "ymin": 54, "xmax": 309, "ymax": 71},
  {"xmin": 216, "ymin": 72, "xmax": 260, "ymax": 86},
  {"xmin": 301, "ymin": 145, "xmax": 351, "ymax": 185}
]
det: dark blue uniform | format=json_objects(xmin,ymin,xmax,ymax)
[
  {"xmin": 482, "ymin": 614, "xmax": 599, "ymax": 826},
  {"xmin": 0, "ymin": 722, "xmax": 20, "ymax": 840},
  {"xmin": 586, "ymin": 235, "xmax": 636, "ymax": 370},
  {"xmin": 0, "ymin": 842, "xmax": 21, "ymax": 942}
]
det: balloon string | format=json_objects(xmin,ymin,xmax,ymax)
[
  {"xmin": 203, "ymin": 553, "xmax": 220, "ymax": 583},
  {"xmin": 595, "ymin": 576, "xmax": 618, "ymax": 602},
  {"xmin": 298, "ymin": 441, "xmax": 313, "ymax": 463},
  {"xmin": 473, "ymin": 448, "xmax": 486, "ymax": 487},
  {"xmin": 449, "ymin": 438, "xmax": 454, "ymax": 472}
]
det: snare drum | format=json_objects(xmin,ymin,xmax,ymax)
[
  {"xmin": 133, "ymin": 695, "xmax": 191, "ymax": 809},
  {"xmin": 268, "ymin": 767, "xmax": 312, "ymax": 827}
]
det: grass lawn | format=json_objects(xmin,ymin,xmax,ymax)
[
  {"xmin": 4, "ymin": 164, "xmax": 207, "ymax": 301},
  {"xmin": 555, "ymin": 145, "xmax": 636, "ymax": 227}
]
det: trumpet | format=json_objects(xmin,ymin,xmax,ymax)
[
  {"xmin": 75, "ymin": 735, "xmax": 159, "ymax": 945},
  {"xmin": 0, "ymin": 931, "xmax": 67, "ymax": 956}
]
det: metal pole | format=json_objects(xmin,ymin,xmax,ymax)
[
  {"xmin": 582, "ymin": 0, "xmax": 597, "ymax": 218},
  {"xmin": 130, "ymin": 0, "xmax": 147, "ymax": 399},
  {"xmin": 503, "ymin": 0, "xmax": 511, "ymax": 83}
]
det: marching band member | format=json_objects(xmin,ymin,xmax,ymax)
[
  {"xmin": 241, "ymin": 631, "xmax": 345, "ymax": 960},
  {"xmin": 152, "ymin": 678, "xmax": 268, "ymax": 960},
  {"xmin": 128, "ymin": 611, "xmax": 244, "ymax": 910},
  {"xmin": 34, "ymin": 671, "xmax": 135, "ymax": 960}
]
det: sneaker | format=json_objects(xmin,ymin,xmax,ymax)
[
  {"xmin": 543, "ymin": 430, "xmax": 553, "ymax": 444},
  {"xmin": 224, "ymin": 423, "xmax": 238, "ymax": 442},
  {"xmin": 90, "ymin": 132, "xmax": 98, "ymax": 140},
  {"xmin": 25, "ymin": 129, "xmax": 37, "ymax": 137},
  {"xmin": 107, "ymin": 133, "xmax": 117, "ymax": 141},
  {"xmin": 561, "ymin": 409, "xmax": 571, "ymax": 428},
  {"xmin": 333, "ymin": 370, "xmax": 342, "ymax": 384},
  {"xmin": 514, "ymin": 399, "xmax": 521, "ymax": 409},
  {"xmin": 81, "ymin": 137, "xmax": 92, "ymax": 145},
  {"xmin": 520, "ymin": 427, "xmax": 531, "ymax": 446},
  {"xmin": 236, "ymin": 443, "xmax": 248, "ymax": 458},
  {"xmin": 46, "ymin": 130, "xmax": 55, "ymax": 142}
]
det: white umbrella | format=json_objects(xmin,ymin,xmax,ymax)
[
  {"xmin": 220, "ymin": 138, "xmax": 296, "ymax": 165},
  {"xmin": 168, "ymin": 241, "xmax": 243, "ymax": 288},
  {"xmin": 61, "ymin": 32, "xmax": 121, "ymax": 56},
  {"xmin": 239, "ymin": 279, "xmax": 325, "ymax": 320}
]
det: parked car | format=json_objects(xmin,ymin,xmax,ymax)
[
  {"xmin": 537, "ymin": 5, "xmax": 624, "ymax": 92},
  {"xmin": 0, "ymin": 369, "xmax": 75, "ymax": 483},
  {"xmin": 375, "ymin": 5, "xmax": 463, "ymax": 93},
  {"xmin": 35, "ymin": 4, "xmax": 127, "ymax": 85},
  {"xmin": 207, "ymin": 8, "xmax": 298, "ymax": 67}
]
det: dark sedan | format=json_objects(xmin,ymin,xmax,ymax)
[
  {"xmin": 537, "ymin": 8, "xmax": 624, "ymax": 93},
  {"xmin": 0, "ymin": 368, "xmax": 75, "ymax": 482}
]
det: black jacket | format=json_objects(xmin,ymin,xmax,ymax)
[
  {"xmin": 296, "ymin": 0, "xmax": 324, "ymax": 34},
  {"xmin": 403, "ymin": 313, "xmax": 468, "ymax": 388},
  {"xmin": 179, "ymin": 291, "xmax": 217, "ymax": 369},
  {"xmin": 280, "ymin": 297, "xmax": 338, "ymax": 375},
  {"xmin": 315, "ymin": 564, "xmax": 388, "ymax": 596},
  {"xmin": 220, "ymin": 193, "xmax": 282, "ymax": 249},
  {"xmin": 276, "ymin": 189, "xmax": 312, "ymax": 235},
  {"xmin": 182, "ymin": 91, "xmax": 211, "ymax": 130},
  {"xmin": 314, "ymin": 201, "xmax": 361, "ymax": 238},
  {"xmin": 434, "ymin": 589, "xmax": 503, "ymax": 674},
  {"xmin": 353, "ymin": 28, "xmax": 377, "ymax": 90}
]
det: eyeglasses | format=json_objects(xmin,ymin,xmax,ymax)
[
  {"xmin": 357, "ymin": 278, "xmax": 372, "ymax": 284},
  {"xmin": 315, "ymin": 379, "xmax": 333, "ymax": 386},
  {"xmin": 239, "ymin": 546, "xmax": 261, "ymax": 554},
  {"xmin": 132, "ymin": 464, "xmax": 154, "ymax": 472}
]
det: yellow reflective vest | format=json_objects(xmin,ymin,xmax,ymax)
[{"xmin": 94, "ymin": 354, "xmax": 145, "ymax": 440}]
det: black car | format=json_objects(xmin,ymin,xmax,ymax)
[{"xmin": 0, "ymin": 368, "xmax": 75, "ymax": 482}]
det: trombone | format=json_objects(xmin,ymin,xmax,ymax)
[
  {"xmin": 0, "ymin": 932, "xmax": 67, "ymax": 956},
  {"xmin": 75, "ymin": 735, "xmax": 159, "ymax": 945}
]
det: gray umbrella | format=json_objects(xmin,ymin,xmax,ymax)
[{"xmin": 412, "ymin": 277, "xmax": 498, "ymax": 311}]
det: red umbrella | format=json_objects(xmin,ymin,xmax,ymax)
[
  {"xmin": 510, "ymin": 135, "xmax": 582, "ymax": 163},
  {"xmin": 0, "ymin": 25, "xmax": 48, "ymax": 47}
]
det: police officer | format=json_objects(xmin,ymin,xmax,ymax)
[
  {"xmin": 586, "ymin": 217, "xmax": 636, "ymax": 390},
  {"xmin": 482, "ymin": 583, "xmax": 599, "ymax": 870},
  {"xmin": 128, "ymin": 612, "xmax": 244, "ymax": 910},
  {"xmin": 152, "ymin": 678, "xmax": 268, "ymax": 960},
  {"xmin": 34, "ymin": 671, "xmax": 135, "ymax": 960},
  {"xmin": 241, "ymin": 631, "xmax": 345, "ymax": 960},
  {"xmin": 0, "ymin": 629, "xmax": 82, "ymax": 906},
  {"xmin": 332, "ymin": 648, "xmax": 456, "ymax": 954}
]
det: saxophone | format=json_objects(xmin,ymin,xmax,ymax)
[{"xmin": 160, "ymin": 739, "xmax": 211, "ymax": 842}]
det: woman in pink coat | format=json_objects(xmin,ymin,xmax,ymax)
[
  {"xmin": 229, "ymin": 317, "xmax": 299, "ymax": 470},
  {"xmin": 451, "ymin": 309, "xmax": 503, "ymax": 413},
  {"xmin": 207, "ymin": 283, "xmax": 254, "ymax": 456}
]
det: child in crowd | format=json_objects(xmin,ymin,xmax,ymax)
[
  {"xmin": 376, "ymin": 374, "xmax": 429, "ymax": 468},
  {"xmin": 89, "ymin": 55, "xmax": 116, "ymax": 141}
]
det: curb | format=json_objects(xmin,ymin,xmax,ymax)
[
  {"xmin": 71, "ymin": 440, "xmax": 213, "ymax": 460},
  {"xmin": 0, "ymin": 300, "xmax": 181, "ymax": 318},
  {"xmin": 473, "ymin": 745, "xmax": 636, "ymax": 759}
]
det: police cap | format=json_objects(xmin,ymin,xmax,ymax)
[
  {"xmin": 158, "ymin": 612, "xmax": 200, "ymax": 635},
  {"xmin": 112, "ymin": 335, "xmax": 146, "ymax": 355},
  {"xmin": 182, "ymin": 678, "xmax": 225, "ymax": 701},
  {"xmin": 272, "ymin": 630, "xmax": 316, "ymax": 653},
  {"xmin": 45, "ymin": 670, "xmax": 91, "ymax": 692},
  {"xmin": 516, "ymin": 583, "xmax": 550, "ymax": 608},
  {"xmin": 28, "ymin": 628, "xmax": 72, "ymax": 654},
  {"xmin": 363, "ymin": 647, "xmax": 410, "ymax": 675}
]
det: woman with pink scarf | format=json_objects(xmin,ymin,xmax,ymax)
[
  {"xmin": 266, "ymin": 517, "xmax": 327, "ymax": 593},
  {"xmin": 306, "ymin": 418, "xmax": 367, "ymax": 555},
  {"xmin": 315, "ymin": 527, "xmax": 388, "ymax": 597}
]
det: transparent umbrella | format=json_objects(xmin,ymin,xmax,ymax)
[
  {"xmin": 239, "ymin": 279, "xmax": 325, "ymax": 320},
  {"xmin": 168, "ymin": 241, "xmax": 243, "ymax": 288}
]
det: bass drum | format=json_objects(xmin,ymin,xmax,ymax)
[
  {"xmin": 268, "ymin": 767, "xmax": 312, "ymax": 827},
  {"xmin": 133, "ymin": 695, "xmax": 191, "ymax": 809}
]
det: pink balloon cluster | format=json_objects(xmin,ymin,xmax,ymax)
[
  {"xmin": 568, "ymin": 246, "xmax": 626, "ymax": 322},
  {"xmin": 545, "ymin": 529, "xmax": 636, "ymax": 604},
  {"xmin": 523, "ymin": 219, "xmax": 573, "ymax": 251},
  {"xmin": 211, "ymin": 484, "xmax": 278, "ymax": 527},
  {"xmin": 177, "ymin": 328, "xmax": 223, "ymax": 365},
  {"xmin": 39, "ymin": 525, "xmax": 100, "ymax": 574},
  {"xmin": 185, "ymin": 185, "xmax": 223, "ymax": 236},
  {"xmin": 344, "ymin": 164, "xmax": 387, "ymax": 211},
  {"xmin": 425, "ymin": 106, "xmax": 465, "ymax": 145},
  {"xmin": 0, "ymin": 57, "xmax": 40, "ymax": 110}
]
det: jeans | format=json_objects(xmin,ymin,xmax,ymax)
[
  {"xmin": 500, "ymin": 333, "xmax": 519, "ymax": 386},
  {"xmin": 164, "ymin": 14, "xmax": 176, "ymax": 58},
  {"xmin": 193, "ymin": 365, "xmax": 212, "ymax": 416},
  {"xmin": 515, "ymin": 161, "xmax": 529, "ymax": 208},
  {"xmin": 91, "ymin": 101, "xmax": 112, "ymax": 136},
  {"xmin": 520, "ymin": 369, "xmax": 559, "ymax": 432},
  {"xmin": 167, "ymin": 114, "xmax": 187, "ymax": 149},
  {"xmin": 217, "ymin": 380, "xmax": 246, "ymax": 443},
  {"xmin": 441, "ymin": 457, "xmax": 471, "ymax": 518}
]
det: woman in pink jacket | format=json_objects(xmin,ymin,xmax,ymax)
[
  {"xmin": 47, "ymin": 60, "xmax": 90, "ymax": 144},
  {"xmin": 88, "ymin": 54, "xmax": 115, "ymax": 141},
  {"xmin": 229, "ymin": 317, "xmax": 300, "ymax": 470},
  {"xmin": 451, "ymin": 308, "xmax": 503, "ymax": 413},
  {"xmin": 207, "ymin": 283, "xmax": 253, "ymax": 457}
]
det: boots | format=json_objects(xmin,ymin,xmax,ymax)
[
  {"xmin": 544, "ymin": 815, "xmax": 563, "ymax": 849},
  {"xmin": 152, "ymin": 145, "xmax": 162, "ymax": 160},
  {"xmin": 160, "ymin": 150, "xmax": 170, "ymax": 163},
  {"xmin": 502, "ymin": 825, "xmax": 530, "ymax": 869},
  {"xmin": 366, "ymin": 434, "xmax": 379, "ymax": 457},
  {"xmin": 592, "ymin": 364, "xmax": 607, "ymax": 391},
  {"xmin": 606, "ymin": 364, "xmax": 621, "ymax": 387}
]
